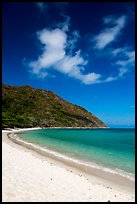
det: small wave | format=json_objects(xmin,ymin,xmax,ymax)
[{"xmin": 11, "ymin": 133, "xmax": 135, "ymax": 182}]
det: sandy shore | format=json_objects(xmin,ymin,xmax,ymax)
[{"xmin": 2, "ymin": 128, "xmax": 135, "ymax": 202}]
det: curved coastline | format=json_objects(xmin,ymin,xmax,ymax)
[{"xmin": 8, "ymin": 129, "xmax": 135, "ymax": 190}]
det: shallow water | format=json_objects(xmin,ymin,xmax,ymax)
[{"xmin": 18, "ymin": 128, "xmax": 135, "ymax": 177}]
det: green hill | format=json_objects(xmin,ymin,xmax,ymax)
[{"xmin": 2, "ymin": 84, "xmax": 107, "ymax": 128}]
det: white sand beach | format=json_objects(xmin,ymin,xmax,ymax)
[{"xmin": 2, "ymin": 128, "xmax": 135, "ymax": 202}]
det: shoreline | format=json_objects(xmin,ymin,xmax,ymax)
[
  {"xmin": 9, "ymin": 131, "xmax": 135, "ymax": 186},
  {"xmin": 2, "ymin": 128, "xmax": 135, "ymax": 202},
  {"xmin": 3, "ymin": 126, "xmax": 109, "ymax": 131}
]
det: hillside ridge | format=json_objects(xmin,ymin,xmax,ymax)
[{"xmin": 2, "ymin": 84, "xmax": 108, "ymax": 128}]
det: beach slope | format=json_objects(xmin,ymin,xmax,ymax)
[{"xmin": 2, "ymin": 130, "xmax": 135, "ymax": 202}]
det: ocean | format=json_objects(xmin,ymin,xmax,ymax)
[{"xmin": 17, "ymin": 128, "xmax": 135, "ymax": 180}]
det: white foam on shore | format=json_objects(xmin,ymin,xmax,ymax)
[{"xmin": 9, "ymin": 133, "xmax": 135, "ymax": 182}]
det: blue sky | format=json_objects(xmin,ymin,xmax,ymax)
[{"xmin": 2, "ymin": 2, "xmax": 135, "ymax": 127}]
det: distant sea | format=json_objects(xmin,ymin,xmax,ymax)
[{"xmin": 18, "ymin": 128, "xmax": 135, "ymax": 180}]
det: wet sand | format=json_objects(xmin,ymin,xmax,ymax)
[{"xmin": 2, "ymin": 129, "xmax": 135, "ymax": 202}]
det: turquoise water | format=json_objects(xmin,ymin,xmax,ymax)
[{"xmin": 18, "ymin": 128, "xmax": 135, "ymax": 175}]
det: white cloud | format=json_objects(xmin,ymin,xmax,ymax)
[
  {"xmin": 93, "ymin": 15, "xmax": 126, "ymax": 49},
  {"xmin": 28, "ymin": 25, "xmax": 103, "ymax": 84},
  {"xmin": 37, "ymin": 28, "xmax": 67, "ymax": 48},
  {"xmin": 77, "ymin": 72, "xmax": 101, "ymax": 85},
  {"xmin": 56, "ymin": 51, "xmax": 85, "ymax": 74},
  {"xmin": 29, "ymin": 28, "xmax": 67, "ymax": 71},
  {"xmin": 27, "ymin": 14, "xmax": 134, "ymax": 85}
]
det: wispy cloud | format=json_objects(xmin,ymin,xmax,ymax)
[
  {"xmin": 67, "ymin": 30, "xmax": 80, "ymax": 51},
  {"xmin": 93, "ymin": 15, "xmax": 127, "ymax": 49},
  {"xmin": 36, "ymin": 2, "xmax": 48, "ymax": 13},
  {"xmin": 91, "ymin": 14, "xmax": 134, "ymax": 80},
  {"xmin": 26, "ymin": 14, "xmax": 134, "ymax": 85},
  {"xmin": 57, "ymin": 15, "xmax": 71, "ymax": 32},
  {"xmin": 111, "ymin": 47, "xmax": 135, "ymax": 77},
  {"xmin": 115, "ymin": 50, "xmax": 135, "ymax": 67}
]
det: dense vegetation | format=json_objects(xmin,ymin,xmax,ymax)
[{"xmin": 2, "ymin": 84, "xmax": 107, "ymax": 128}]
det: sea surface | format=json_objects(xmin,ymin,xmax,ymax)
[{"xmin": 18, "ymin": 128, "xmax": 135, "ymax": 180}]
